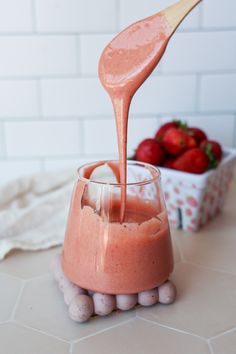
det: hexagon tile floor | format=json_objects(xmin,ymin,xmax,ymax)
[{"xmin": 0, "ymin": 181, "xmax": 236, "ymax": 354}]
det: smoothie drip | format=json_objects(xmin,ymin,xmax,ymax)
[{"xmin": 99, "ymin": 13, "xmax": 172, "ymax": 221}]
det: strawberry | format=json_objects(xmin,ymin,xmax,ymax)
[
  {"xmin": 173, "ymin": 148, "xmax": 209, "ymax": 174},
  {"xmin": 163, "ymin": 158, "xmax": 176, "ymax": 169},
  {"xmin": 200, "ymin": 140, "xmax": 223, "ymax": 168},
  {"xmin": 162, "ymin": 128, "xmax": 192, "ymax": 155},
  {"xmin": 135, "ymin": 138, "xmax": 165, "ymax": 165},
  {"xmin": 188, "ymin": 127, "xmax": 208, "ymax": 145},
  {"xmin": 155, "ymin": 120, "xmax": 188, "ymax": 141},
  {"xmin": 187, "ymin": 135, "xmax": 197, "ymax": 149},
  {"xmin": 155, "ymin": 121, "xmax": 180, "ymax": 141}
]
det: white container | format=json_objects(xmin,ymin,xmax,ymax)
[{"xmin": 160, "ymin": 148, "xmax": 236, "ymax": 232}]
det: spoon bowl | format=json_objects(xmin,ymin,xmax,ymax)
[{"xmin": 99, "ymin": 0, "xmax": 202, "ymax": 97}]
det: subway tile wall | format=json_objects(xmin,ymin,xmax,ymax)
[{"xmin": 0, "ymin": 0, "xmax": 236, "ymax": 184}]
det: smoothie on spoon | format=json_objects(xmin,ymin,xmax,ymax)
[{"xmin": 99, "ymin": 0, "xmax": 201, "ymax": 221}]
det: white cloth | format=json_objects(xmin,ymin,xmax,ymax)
[{"xmin": 0, "ymin": 170, "xmax": 76, "ymax": 261}]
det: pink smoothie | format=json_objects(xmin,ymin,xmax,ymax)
[
  {"xmin": 62, "ymin": 11, "xmax": 175, "ymax": 294},
  {"xmin": 62, "ymin": 177, "xmax": 173, "ymax": 294}
]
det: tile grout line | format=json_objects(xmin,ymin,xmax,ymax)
[
  {"xmin": 137, "ymin": 316, "xmax": 207, "ymax": 341},
  {"xmin": 36, "ymin": 79, "xmax": 43, "ymax": 118},
  {"xmin": 115, "ymin": 0, "xmax": 121, "ymax": 31},
  {"xmin": 72, "ymin": 318, "xmax": 134, "ymax": 344},
  {"xmin": 79, "ymin": 118, "xmax": 84, "ymax": 156},
  {"xmin": 24, "ymin": 272, "xmax": 52, "ymax": 284},
  {"xmin": 9, "ymin": 280, "xmax": 26, "ymax": 321},
  {"xmin": 0, "ymin": 69, "xmax": 235, "ymax": 81},
  {"xmin": 207, "ymin": 340, "xmax": 215, "ymax": 354},
  {"xmin": 0, "ymin": 271, "xmax": 24, "ymax": 282},
  {"xmin": 0, "ymin": 27, "xmax": 235, "ymax": 36},
  {"xmin": 208, "ymin": 326, "xmax": 236, "ymax": 341},
  {"xmin": 0, "ymin": 111, "xmax": 235, "ymax": 122},
  {"xmin": 12, "ymin": 320, "xmax": 71, "ymax": 345},
  {"xmin": 69, "ymin": 343, "xmax": 73, "ymax": 354},
  {"xmin": 75, "ymin": 35, "xmax": 81, "ymax": 75},
  {"xmin": 198, "ymin": 0, "xmax": 204, "ymax": 29},
  {"xmin": 151, "ymin": 70, "xmax": 236, "ymax": 77},
  {"xmin": 194, "ymin": 74, "xmax": 201, "ymax": 113},
  {"xmin": 30, "ymin": 0, "xmax": 37, "ymax": 33},
  {"xmin": 182, "ymin": 260, "xmax": 236, "ymax": 276}
]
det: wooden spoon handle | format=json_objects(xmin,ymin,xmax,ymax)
[{"xmin": 164, "ymin": 0, "xmax": 202, "ymax": 31}]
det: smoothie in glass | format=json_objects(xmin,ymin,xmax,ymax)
[{"xmin": 62, "ymin": 161, "xmax": 173, "ymax": 294}]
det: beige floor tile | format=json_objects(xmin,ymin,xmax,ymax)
[
  {"xmin": 224, "ymin": 180, "xmax": 236, "ymax": 211},
  {"xmin": 0, "ymin": 274, "xmax": 22, "ymax": 322},
  {"xmin": 172, "ymin": 179, "xmax": 236, "ymax": 274},
  {"xmin": 0, "ymin": 323, "xmax": 69, "ymax": 354},
  {"xmin": 137, "ymin": 263, "xmax": 236, "ymax": 338},
  {"xmin": 14, "ymin": 274, "xmax": 135, "ymax": 341},
  {"xmin": 0, "ymin": 247, "xmax": 62, "ymax": 279},
  {"xmin": 73, "ymin": 318, "xmax": 210, "ymax": 354},
  {"xmin": 174, "ymin": 208, "xmax": 236, "ymax": 274},
  {"xmin": 211, "ymin": 329, "xmax": 236, "ymax": 354},
  {"xmin": 171, "ymin": 235, "xmax": 181, "ymax": 264}
]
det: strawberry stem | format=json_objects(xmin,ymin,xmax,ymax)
[{"xmin": 174, "ymin": 119, "xmax": 188, "ymax": 131}]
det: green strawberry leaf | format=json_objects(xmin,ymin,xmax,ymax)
[
  {"xmin": 174, "ymin": 119, "xmax": 188, "ymax": 131},
  {"xmin": 156, "ymin": 135, "xmax": 163, "ymax": 142},
  {"xmin": 204, "ymin": 143, "xmax": 219, "ymax": 169},
  {"xmin": 209, "ymin": 159, "xmax": 218, "ymax": 169}
]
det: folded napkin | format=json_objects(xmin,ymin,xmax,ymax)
[{"xmin": 0, "ymin": 170, "xmax": 76, "ymax": 261}]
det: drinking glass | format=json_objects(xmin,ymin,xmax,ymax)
[{"xmin": 62, "ymin": 160, "xmax": 173, "ymax": 294}]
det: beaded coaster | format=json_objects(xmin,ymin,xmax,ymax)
[{"xmin": 51, "ymin": 254, "xmax": 176, "ymax": 323}]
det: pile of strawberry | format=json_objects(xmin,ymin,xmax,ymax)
[{"xmin": 135, "ymin": 121, "xmax": 223, "ymax": 174}]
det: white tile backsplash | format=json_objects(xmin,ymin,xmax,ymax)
[
  {"xmin": 202, "ymin": 0, "xmax": 236, "ymax": 28},
  {"xmin": 0, "ymin": 80, "xmax": 39, "ymax": 118},
  {"xmin": 162, "ymin": 32, "xmax": 236, "ymax": 73},
  {"xmin": 0, "ymin": 36, "xmax": 78, "ymax": 77},
  {"xmin": 181, "ymin": 115, "xmax": 236, "ymax": 147},
  {"xmin": 127, "ymin": 118, "xmax": 159, "ymax": 156},
  {"xmin": 5, "ymin": 121, "xmax": 81, "ymax": 157},
  {"xmin": 0, "ymin": 160, "xmax": 42, "ymax": 184},
  {"xmin": 80, "ymin": 34, "xmax": 115, "ymax": 75},
  {"xmin": 0, "ymin": 0, "xmax": 33, "ymax": 33},
  {"xmin": 35, "ymin": 0, "xmax": 117, "ymax": 32},
  {"xmin": 131, "ymin": 75, "xmax": 197, "ymax": 114},
  {"xmin": 0, "ymin": 0, "xmax": 235, "ymax": 182},
  {"xmin": 200, "ymin": 74, "xmax": 236, "ymax": 112},
  {"xmin": 84, "ymin": 117, "xmax": 159, "ymax": 156},
  {"xmin": 84, "ymin": 119, "xmax": 117, "ymax": 155},
  {"xmin": 43, "ymin": 158, "xmax": 87, "ymax": 172},
  {"xmin": 41, "ymin": 78, "xmax": 113, "ymax": 116}
]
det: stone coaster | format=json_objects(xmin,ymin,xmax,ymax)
[{"xmin": 51, "ymin": 253, "xmax": 176, "ymax": 323}]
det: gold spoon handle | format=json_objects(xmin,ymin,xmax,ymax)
[{"xmin": 164, "ymin": 0, "xmax": 202, "ymax": 31}]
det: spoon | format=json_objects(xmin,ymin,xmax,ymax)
[
  {"xmin": 99, "ymin": 0, "xmax": 202, "ymax": 95},
  {"xmin": 99, "ymin": 0, "xmax": 202, "ymax": 222}
]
